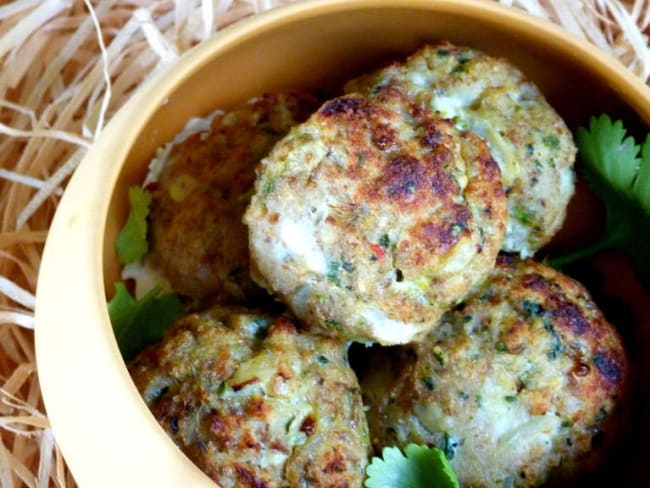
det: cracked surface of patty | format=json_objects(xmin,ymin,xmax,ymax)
[
  {"xmin": 129, "ymin": 306, "xmax": 370, "ymax": 488},
  {"xmin": 346, "ymin": 42, "xmax": 576, "ymax": 257},
  {"xmin": 146, "ymin": 91, "xmax": 322, "ymax": 302},
  {"xmin": 359, "ymin": 256, "xmax": 629, "ymax": 487},
  {"xmin": 245, "ymin": 87, "xmax": 507, "ymax": 345}
]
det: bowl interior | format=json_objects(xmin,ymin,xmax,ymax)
[{"xmin": 38, "ymin": 1, "xmax": 650, "ymax": 486}]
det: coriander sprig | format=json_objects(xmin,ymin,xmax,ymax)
[
  {"xmin": 109, "ymin": 185, "xmax": 185, "ymax": 359},
  {"xmin": 365, "ymin": 444, "xmax": 460, "ymax": 488},
  {"xmin": 115, "ymin": 186, "xmax": 152, "ymax": 264},
  {"xmin": 108, "ymin": 282, "xmax": 184, "ymax": 360},
  {"xmin": 551, "ymin": 114, "xmax": 650, "ymax": 290}
]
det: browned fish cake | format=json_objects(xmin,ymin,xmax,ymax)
[
  {"xmin": 360, "ymin": 256, "xmax": 630, "ymax": 487},
  {"xmin": 347, "ymin": 42, "xmax": 577, "ymax": 257},
  {"xmin": 245, "ymin": 87, "xmax": 507, "ymax": 345},
  {"xmin": 129, "ymin": 306, "xmax": 370, "ymax": 488},
  {"xmin": 147, "ymin": 91, "xmax": 321, "ymax": 302}
]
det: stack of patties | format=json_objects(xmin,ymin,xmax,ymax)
[
  {"xmin": 244, "ymin": 42, "xmax": 629, "ymax": 487},
  {"xmin": 128, "ymin": 92, "xmax": 373, "ymax": 488},
  {"xmin": 128, "ymin": 42, "xmax": 630, "ymax": 488}
]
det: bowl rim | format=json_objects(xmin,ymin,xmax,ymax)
[{"xmin": 34, "ymin": 0, "xmax": 650, "ymax": 486}]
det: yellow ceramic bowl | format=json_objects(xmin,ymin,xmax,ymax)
[{"xmin": 35, "ymin": 0, "xmax": 650, "ymax": 486}]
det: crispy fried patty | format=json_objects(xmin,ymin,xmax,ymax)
[
  {"xmin": 147, "ymin": 91, "xmax": 321, "ymax": 301},
  {"xmin": 346, "ymin": 42, "xmax": 576, "ymax": 257},
  {"xmin": 245, "ymin": 87, "xmax": 507, "ymax": 345},
  {"xmin": 359, "ymin": 256, "xmax": 629, "ymax": 487},
  {"xmin": 129, "ymin": 306, "xmax": 370, "ymax": 488}
]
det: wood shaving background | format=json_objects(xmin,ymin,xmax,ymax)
[{"xmin": 0, "ymin": 0, "xmax": 647, "ymax": 486}]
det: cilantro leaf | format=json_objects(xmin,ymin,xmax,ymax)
[
  {"xmin": 577, "ymin": 115, "xmax": 640, "ymax": 194},
  {"xmin": 108, "ymin": 282, "xmax": 184, "ymax": 360},
  {"xmin": 115, "ymin": 186, "xmax": 152, "ymax": 264},
  {"xmin": 634, "ymin": 133, "xmax": 650, "ymax": 213},
  {"xmin": 365, "ymin": 444, "xmax": 460, "ymax": 488},
  {"xmin": 552, "ymin": 115, "xmax": 650, "ymax": 289}
]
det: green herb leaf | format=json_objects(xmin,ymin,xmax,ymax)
[
  {"xmin": 365, "ymin": 444, "xmax": 460, "ymax": 488},
  {"xmin": 108, "ymin": 282, "xmax": 184, "ymax": 360},
  {"xmin": 115, "ymin": 186, "xmax": 152, "ymax": 264},
  {"xmin": 551, "ymin": 115, "xmax": 650, "ymax": 289}
]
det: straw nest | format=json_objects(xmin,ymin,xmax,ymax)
[{"xmin": 0, "ymin": 0, "xmax": 647, "ymax": 486}]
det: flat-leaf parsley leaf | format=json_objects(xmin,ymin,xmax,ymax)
[
  {"xmin": 552, "ymin": 115, "xmax": 650, "ymax": 289},
  {"xmin": 365, "ymin": 444, "xmax": 460, "ymax": 488},
  {"xmin": 115, "ymin": 186, "xmax": 152, "ymax": 264},
  {"xmin": 108, "ymin": 282, "xmax": 184, "ymax": 360}
]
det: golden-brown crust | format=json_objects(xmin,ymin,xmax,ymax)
[
  {"xmin": 360, "ymin": 257, "xmax": 630, "ymax": 488},
  {"xmin": 129, "ymin": 307, "xmax": 370, "ymax": 488},
  {"xmin": 493, "ymin": 256, "xmax": 628, "ymax": 416},
  {"xmin": 147, "ymin": 91, "xmax": 322, "ymax": 302},
  {"xmin": 346, "ymin": 42, "xmax": 576, "ymax": 256},
  {"xmin": 245, "ymin": 87, "xmax": 506, "ymax": 344}
]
